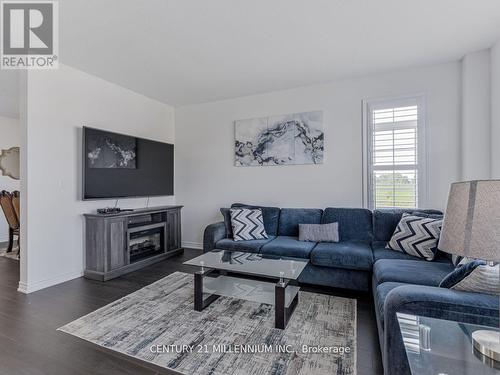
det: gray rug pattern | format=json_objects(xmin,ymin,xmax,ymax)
[{"xmin": 59, "ymin": 272, "xmax": 356, "ymax": 375}]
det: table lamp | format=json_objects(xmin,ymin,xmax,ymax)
[{"xmin": 438, "ymin": 180, "xmax": 500, "ymax": 362}]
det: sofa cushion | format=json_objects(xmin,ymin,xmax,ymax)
[
  {"xmin": 261, "ymin": 236, "xmax": 316, "ymax": 259},
  {"xmin": 321, "ymin": 208, "xmax": 373, "ymax": 242},
  {"xmin": 231, "ymin": 203, "xmax": 280, "ymax": 236},
  {"xmin": 278, "ymin": 208, "xmax": 323, "ymax": 236},
  {"xmin": 373, "ymin": 259, "xmax": 455, "ymax": 287},
  {"xmin": 311, "ymin": 241, "xmax": 373, "ymax": 271},
  {"xmin": 375, "ymin": 282, "xmax": 406, "ymax": 329},
  {"xmin": 372, "ymin": 208, "xmax": 442, "ymax": 242},
  {"xmin": 300, "ymin": 264, "xmax": 371, "ymax": 291},
  {"xmin": 216, "ymin": 236, "xmax": 275, "ymax": 253},
  {"xmin": 372, "ymin": 241, "xmax": 426, "ymax": 262}
]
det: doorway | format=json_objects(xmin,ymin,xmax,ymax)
[{"xmin": 0, "ymin": 70, "xmax": 21, "ymax": 287}]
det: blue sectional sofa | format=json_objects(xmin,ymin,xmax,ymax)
[{"xmin": 203, "ymin": 204, "xmax": 500, "ymax": 375}]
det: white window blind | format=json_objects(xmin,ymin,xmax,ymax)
[{"xmin": 364, "ymin": 97, "xmax": 425, "ymax": 209}]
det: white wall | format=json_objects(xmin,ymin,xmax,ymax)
[
  {"xmin": 0, "ymin": 71, "xmax": 19, "ymax": 119},
  {"xmin": 20, "ymin": 64, "xmax": 175, "ymax": 293},
  {"xmin": 461, "ymin": 50, "xmax": 491, "ymax": 180},
  {"xmin": 492, "ymin": 40, "xmax": 500, "ymax": 178},
  {"xmin": 0, "ymin": 116, "xmax": 20, "ymax": 242},
  {"xmin": 176, "ymin": 62, "xmax": 462, "ymax": 247}
]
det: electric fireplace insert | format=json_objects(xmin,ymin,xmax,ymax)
[{"xmin": 128, "ymin": 222, "xmax": 166, "ymax": 263}]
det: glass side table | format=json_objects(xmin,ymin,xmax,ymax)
[{"xmin": 397, "ymin": 313, "xmax": 500, "ymax": 374}]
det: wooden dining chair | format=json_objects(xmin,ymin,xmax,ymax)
[
  {"xmin": 0, "ymin": 191, "xmax": 19, "ymax": 253},
  {"xmin": 11, "ymin": 191, "xmax": 20, "ymax": 222}
]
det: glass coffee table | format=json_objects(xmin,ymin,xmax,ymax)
[
  {"xmin": 184, "ymin": 250, "xmax": 308, "ymax": 329},
  {"xmin": 397, "ymin": 313, "xmax": 500, "ymax": 374}
]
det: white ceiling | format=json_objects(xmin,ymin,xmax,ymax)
[{"xmin": 46, "ymin": 0, "xmax": 500, "ymax": 106}]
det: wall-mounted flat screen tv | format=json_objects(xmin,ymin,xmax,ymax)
[{"xmin": 83, "ymin": 127, "xmax": 174, "ymax": 200}]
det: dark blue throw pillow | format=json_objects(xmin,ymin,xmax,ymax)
[
  {"xmin": 440, "ymin": 260, "xmax": 499, "ymax": 295},
  {"xmin": 220, "ymin": 208, "xmax": 233, "ymax": 238},
  {"xmin": 411, "ymin": 212, "xmax": 443, "ymax": 220}
]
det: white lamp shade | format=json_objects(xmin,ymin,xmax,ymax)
[{"xmin": 438, "ymin": 180, "xmax": 500, "ymax": 261}]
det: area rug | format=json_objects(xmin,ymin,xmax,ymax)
[{"xmin": 59, "ymin": 272, "xmax": 356, "ymax": 375}]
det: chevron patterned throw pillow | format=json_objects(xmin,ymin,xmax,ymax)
[
  {"xmin": 230, "ymin": 208, "xmax": 268, "ymax": 241},
  {"xmin": 440, "ymin": 260, "xmax": 499, "ymax": 295},
  {"xmin": 386, "ymin": 213, "xmax": 442, "ymax": 261}
]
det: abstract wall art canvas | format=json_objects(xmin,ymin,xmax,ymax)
[
  {"xmin": 86, "ymin": 129, "xmax": 137, "ymax": 169},
  {"xmin": 235, "ymin": 111, "xmax": 324, "ymax": 166}
]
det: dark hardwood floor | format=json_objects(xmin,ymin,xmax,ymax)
[{"xmin": 0, "ymin": 249, "xmax": 383, "ymax": 375}]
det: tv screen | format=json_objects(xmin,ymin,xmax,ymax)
[{"xmin": 83, "ymin": 127, "xmax": 174, "ymax": 200}]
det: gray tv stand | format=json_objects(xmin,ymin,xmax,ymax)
[{"xmin": 83, "ymin": 205, "xmax": 183, "ymax": 281}]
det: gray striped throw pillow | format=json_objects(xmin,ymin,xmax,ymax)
[{"xmin": 299, "ymin": 222, "xmax": 339, "ymax": 242}]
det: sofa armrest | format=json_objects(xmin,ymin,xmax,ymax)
[
  {"xmin": 203, "ymin": 221, "xmax": 226, "ymax": 253},
  {"xmin": 383, "ymin": 285, "xmax": 499, "ymax": 375}
]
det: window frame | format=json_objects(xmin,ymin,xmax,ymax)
[{"xmin": 362, "ymin": 94, "xmax": 428, "ymax": 210}]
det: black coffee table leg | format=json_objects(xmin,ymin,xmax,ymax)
[
  {"xmin": 275, "ymin": 279, "xmax": 299, "ymax": 329},
  {"xmin": 194, "ymin": 268, "xmax": 220, "ymax": 311}
]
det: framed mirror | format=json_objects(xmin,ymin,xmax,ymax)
[{"xmin": 0, "ymin": 147, "xmax": 20, "ymax": 180}]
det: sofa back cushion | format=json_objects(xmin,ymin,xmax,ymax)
[
  {"xmin": 322, "ymin": 208, "xmax": 373, "ymax": 242},
  {"xmin": 231, "ymin": 203, "xmax": 280, "ymax": 236},
  {"xmin": 373, "ymin": 208, "xmax": 442, "ymax": 242},
  {"xmin": 278, "ymin": 208, "xmax": 323, "ymax": 236}
]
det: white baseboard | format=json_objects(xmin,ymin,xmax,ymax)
[
  {"xmin": 182, "ymin": 241, "xmax": 203, "ymax": 250},
  {"xmin": 18, "ymin": 270, "xmax": 84, "ymax": 294},
  {"xmin": 16, "ymin": 241, "xmax": 203, "ymax": 294}
]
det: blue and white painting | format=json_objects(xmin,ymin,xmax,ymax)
[{"xmin": 235, "ymin": 111, "xmax": 324, "ymax": 166}]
